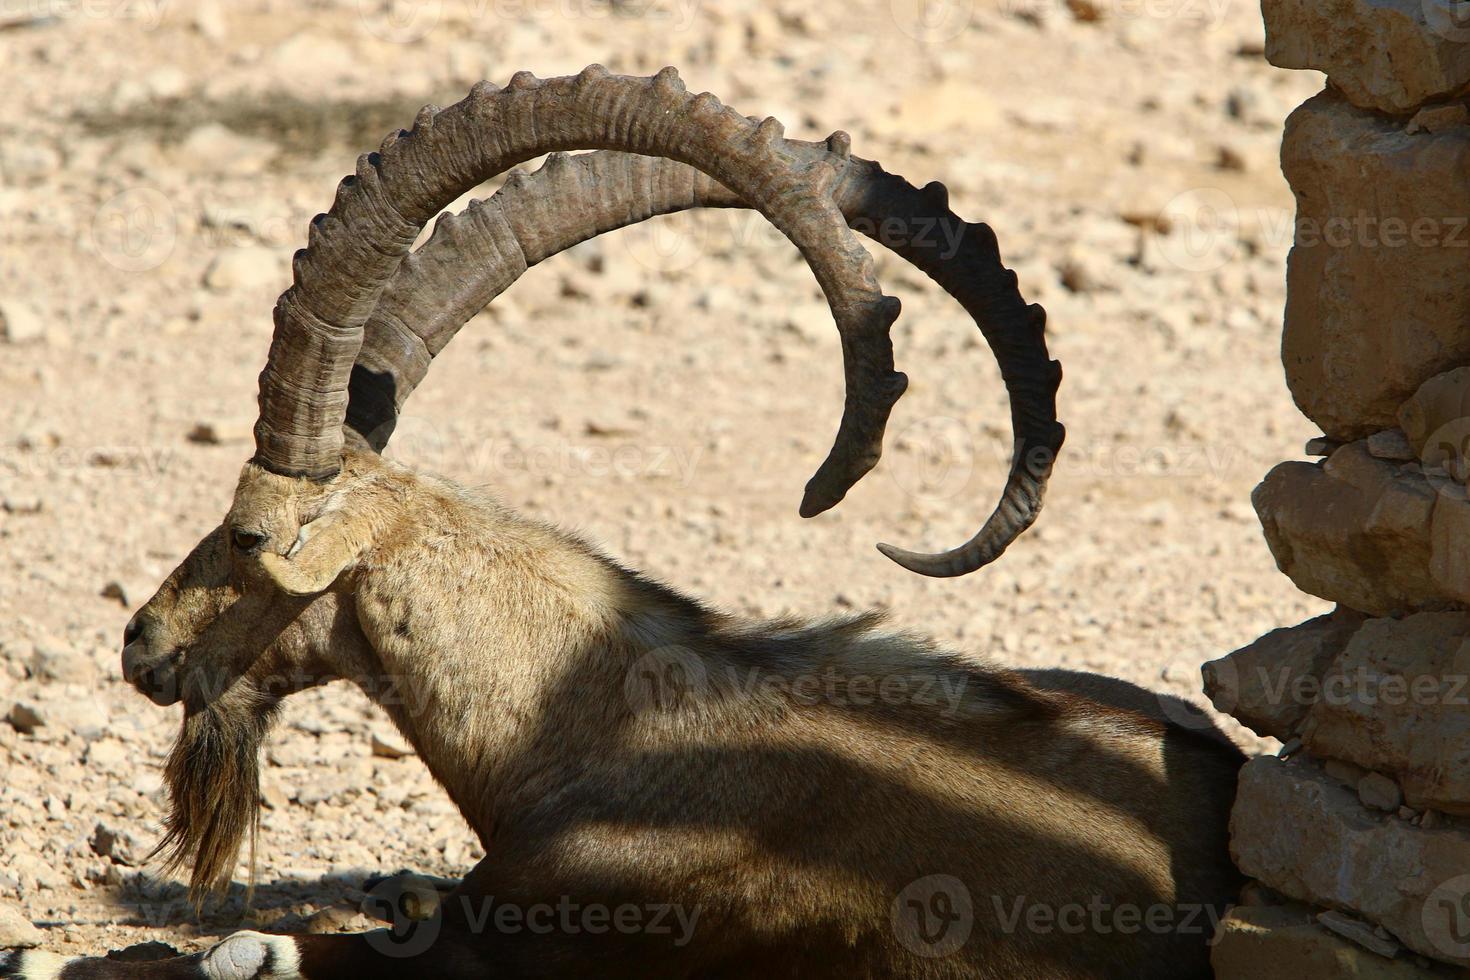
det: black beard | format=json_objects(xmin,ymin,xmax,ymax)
[{"xmin": 152, "ymin": 683, "xmax": 279, "ymax": 906}]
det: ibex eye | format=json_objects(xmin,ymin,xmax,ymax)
[{"xmin": 231, "ymin": 529, "xmax": 265, "ymax": 552}]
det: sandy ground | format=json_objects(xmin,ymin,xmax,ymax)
[{"xmin": 0, "ymin": 0, "xmax": 1327, "ymax": 957}]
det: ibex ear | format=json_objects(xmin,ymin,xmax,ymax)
[{"xmin": 258, "ymin": 499, "xmax": 372, "ymax": 597}]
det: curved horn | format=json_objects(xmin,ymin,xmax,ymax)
[
  {"xmin": 348, "ymin": 149, "xmax": 1062, "ymax": 577},
  {"xmin": 256, "ymin": 66, "xmax": 905, "ymax": 524}
]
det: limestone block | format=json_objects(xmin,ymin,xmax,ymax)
[
  {"xmin": 1264, "ymin": 0, "xmax": 1470, "ymax": 115},
  {"xmin": 1231, "ymin": 756, "xmax": 1470, "ymax": 967},
  {"xmin": 1400, "ymin": 368, "xmax": 1470, "ymax": 481},
  {"xmin": 1202, "ymin": 613, "xmax": 1363, "ymax": 740},
  {"xmin": 1281, "ymin": 91, "xmax": 1470, "ymax": 440},
  {"xmin": 1254, "ymin": 443, "xmax": 1439, "ymax": 615},
  {"xmin": 1302, "ymin": 612, "xmax": 1470, "ymax": 815}
]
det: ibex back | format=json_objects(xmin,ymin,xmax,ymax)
[{"xmin": 1, "ymin": 67, "xmax": 1242, "ymax": 980}]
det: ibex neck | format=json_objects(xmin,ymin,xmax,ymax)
[{"xmin": 353, "ymin": 527, "xmax": 705, "ymax": 846}]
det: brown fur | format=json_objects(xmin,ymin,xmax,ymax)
[{"xmin": 107, "ymin": 450, "xmax": 1243, "ymax": 978}]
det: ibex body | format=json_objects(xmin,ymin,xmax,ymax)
[{"xmin": 1, "ymin": 67, "xmax": 1244, "ymax": 979}]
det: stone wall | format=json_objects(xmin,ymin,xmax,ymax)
[{"xmin": 1205, "ymin": 0, "xmax": 1470, "ymax": 974}]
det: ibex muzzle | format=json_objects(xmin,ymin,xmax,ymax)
[{"xmin": 0, "ymin": 68, "xmax": 1243, "ymax": 980}]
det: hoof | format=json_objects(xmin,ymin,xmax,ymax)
[{"xmin": 201, "ymin": 932, "xmax": 301, "ymax": 980}]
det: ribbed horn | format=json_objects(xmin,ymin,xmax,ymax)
[
  {"xmin": 256, "ymin": 67, "xmax": 905, "ymax": 527},
  {"xmin": 342, "ymin": 136, "xmax": 1062, "ymax": 578}
]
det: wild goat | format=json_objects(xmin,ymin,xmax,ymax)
[{"xmin": 1, "ymin": 67, "xmax": 1243, "ymax": 979}]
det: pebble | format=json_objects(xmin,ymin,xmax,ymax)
[
  {"xmin": 84, "ymin": 739, "xmax": 129, "ymax": 774},
  {"xmin": 202, "ymin": 246, "xmax": 283, "ymax": 292},
  {"xmin": 1366, "ymin": 428, "xmax": 1415, "ymax": 461},
  {"xmin": 0, "ymin": 903, "xmax": 43, "ymax": 948},
  {"xmin": 89, "ymin": 822, "xmax": 149, "ymax": 867},
  {"xmin": 5, "ymin": 703, "xmax": 46, "ymax": 735},
  {"xmin": 0, "ymin": 299, "xmax": 45, "ymax": 345},
  {"xmin": 370, "ymin": 732, "xmax": 413, "ymax": 760},
  {"xmin": 178, "ymin": 124, "xmax": 277, "ymax": 176},
  {"xmin": 1356, "ymin": 772, "xmax": 1403, "ymax": 812},
  {"xmin": 30, "ymin": 640, "xmax": 94, "ymax": 684}
]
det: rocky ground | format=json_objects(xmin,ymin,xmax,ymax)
[{"xmin": 0, "ymin": 0, "xmax": 1326, "ymax": 957}]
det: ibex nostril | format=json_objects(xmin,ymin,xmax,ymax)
[{"xmin": 122, "ymin": 618, "xmax": 144, "ymax": 649}]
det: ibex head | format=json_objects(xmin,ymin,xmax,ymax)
[{"xmin": 123, "ymin": 66, "xmax": 1063, "ymax": 901}]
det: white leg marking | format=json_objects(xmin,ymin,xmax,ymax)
[
  {"xmin": 201, "ymin": 932, "xmax": 302, "ymax": 980},
  {"xmin": 1, "ymin": 950, "xmax": 71, "ymax": 980}
]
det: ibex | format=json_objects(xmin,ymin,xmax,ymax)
[{"xmin": 2, "ymin": 68, "xmax": 1243, "ymax": 979}]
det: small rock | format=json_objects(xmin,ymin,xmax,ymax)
[
  {"xmin": 90, "ymin": 821, "xmax": 149, "ymax": 866},
  {"xmin": 1397, "ymin": 806, "xmax": 1418, "ymax": 821},
  {"xmin": 85, "ymin": 738, "xmax": 129, "ymax": 773},
  {"xmin": 259, "ymin": 779, "xmax": 290, "ymax": 811},
  {"xmin": 1215, "ymin": 144, "xmax": 1248, "ymax": 172},
  {"xmin": 1406, "ymin": 103, "xmax": 1470, "ymax": 136},
  {"xmin": 0, "ymin": 903, "xmax": 43, "ymax": 948},
  {"xmin": 100, "ymin": 581, "xmax": 129, "ymax": 607},
  {"xmin": 1315, "ymin": 910, "xmax": 1400, "ymax": 958},
  {"xmin": 1225, "ymin": 86, "xmax": 1259, "ymax": 121},
  {"xmin": 1064, "ymin": 0, "xmax": 1103, "ymax": 21},
  {"xmin": 1422, "ymin": 809, "xmax": 1442, "ymax": 830},
  {"xmin": 178, "ymin": 124, "xmax": 277, "ymax": 176},
  {"xmin": 143, "ymin": 66, "xmax": 188, "ymax": 100},
  {"xmin": 185, "ymin": 417, "xmax": 252, "ymax": 446},
  {"xmin": 2, "ymin": 495, "xmax": 42, "ymax": 515},
  {"xmin": 1365, "ymin": 428, "xmax": 1415, "ymax": 461},
  {"xmin": 0, "ymin": 300, "xmax": 44, "ymax": 344},
  {"xmin": 29, "ymin": 639, "xmax": 93, "ymax": 683},
  {"xmin": 5, "ymin": 702, "xmax": 45, "ymax": 734},
  {"xmin": 1303, "ymin": 437, "xmax": 1335, "ymax": 457},
  {"xmin": 202, "ymin": 246, "xmax": 281, "ymax": 292},
  {"xmin": 1357, "ymin": 772, "xmax": 1403, "ymax": 812},
  {"xmin": 370, "ymin": 732, "xmax": 413, "ymax": 760},
  {"xmin": 1055, "ymin": 253, "xmax": 1111, "ymax": 294}
]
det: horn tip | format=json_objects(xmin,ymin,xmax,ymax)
[{"xmin": 876, "ymin": 542, "xmax": 968, "ymax": 578}]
